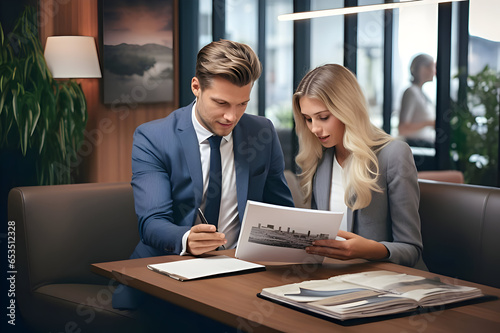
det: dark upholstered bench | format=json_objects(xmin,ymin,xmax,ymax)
[
  {"xmin": 8, "ymin": 182, "xmax": 141, "ymax": 332},
  {"xmin": 418, "ymin": 180, "xmax": 500, "ymax": 289}
]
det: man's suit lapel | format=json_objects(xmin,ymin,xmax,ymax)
[
  {"xmin": 176, "ymin": 104, "xmax": 203, "ymax": 207},
  {"xmin": 232, "ymin": 122, "xmax": 249, "ymax": 219}
]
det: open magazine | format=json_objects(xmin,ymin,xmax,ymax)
[{"xmin": 259, "ymin": 270, "xmax": 484, "ymax": 321}]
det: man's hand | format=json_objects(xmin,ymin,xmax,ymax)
[
  {"xmin": 305, "ymin": 230, "xmax": 389, "ymax": 261},
  {"xmin": 187, "ymin": 224, "xmax": 227, "ymax": 255}
]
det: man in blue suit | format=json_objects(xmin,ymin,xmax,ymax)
[{"xmin": 113, "ymin": 40, "xmax": 294, "ymax": 311}]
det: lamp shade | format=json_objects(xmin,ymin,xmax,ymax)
[{"xmin": 44, "ymin": 36, "xmax": 102, "ymax": 78}]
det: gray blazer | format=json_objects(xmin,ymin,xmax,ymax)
[{"xmin": 312, "ymin": 140, "xmax": 425, "ymax": 268}]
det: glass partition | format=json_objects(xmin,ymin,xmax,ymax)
[
  {"xmin": 392, "ymin": 2, "xmax": 438, "ymax": 152},
  {"xmin": 357, "ymin": 0, "xmax": 384, "ymax": 130},
  {"xmin": 226, "ymin": 0, "xmax": 259, "ymax": 115},
  {"xmin": 310, "ymin": 0, "xmax": 344, "ymax": 68},
  {"xmin": 264, "ymin": 0, "xmax": 294, "ymax": 129},
  {"xmin": 199, "ymin": 0, "xmax": 212, "ymax": 50}
]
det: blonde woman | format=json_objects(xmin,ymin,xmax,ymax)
[{"xmin": 294, "ymin": 64, "xmax": 425, "ymax": 268}]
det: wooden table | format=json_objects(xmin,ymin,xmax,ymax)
[{"xmin": 91, "ymin": 250, "xmax": 500, "ymax": 333}]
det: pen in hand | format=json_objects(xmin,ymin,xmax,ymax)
[
  {"xmin": 197, "ymin": 207, "xmax": 225, "ymax": 250},
  {"xmin": 197, "ymin": 207, "xmax": 210, "ymax": 225},
  {"xmin": 197, "ymin": 208, "xmax": 220, "ymax": 232}
]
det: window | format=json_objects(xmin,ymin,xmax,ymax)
[
  {"xmin": 357, "ymin": 0, "xmax": 384, "ymax": 129},
  {"xmin": 392, "ymin": 2, "xmax": 438, "ymax": 151},
  {"xmin": 310, "ymin": 0, "xmax": 344, "ymax": 68},
  {"xmin": 224, "ymin": 0, "xmax": 259, "ymax": 115},
  {"xmin": 451, "ymin": 0, "xmax": 500, "ymax": 186},
  {"xmin": 192, "ymin": 0, "xmax": 499, "ymax": 182},
  {"xmin": 199, "ymin": 1, "xmax": 212, "ymax": 50},
  {"xmin": 469, "ymin": 0, "xmax": 500, "ymax": 73},
  {"xmin": 264, "ymin": 0, "xmax": 294, "ymax": 129}
]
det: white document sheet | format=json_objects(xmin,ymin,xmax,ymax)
[
  {"xmin": 147, "ymin": 255, "xmax": 265, "ymax": 281},
  {"xmin": 235, "ymin": 200, "xmax": 343, "ymax": 264}
]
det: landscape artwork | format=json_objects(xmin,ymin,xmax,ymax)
[
  {"xmin": 102, "ymin": 0, "xmax": 175, "ymax": 104},
  {"xmin": 249, "ymin": 223, "xmax": 330, "ymax": 250}
]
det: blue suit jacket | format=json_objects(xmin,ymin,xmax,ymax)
[{"xmin": 129, "ymin": 102, "xmax": 295, "ymax": 259}]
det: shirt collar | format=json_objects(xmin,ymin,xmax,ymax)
[{"xmin": 191, "ymin": 101, "xmax": 232, "ymax": 144}]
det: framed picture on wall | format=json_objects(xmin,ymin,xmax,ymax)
[{"xmin": 102, "ymin": 0, "xmax": 176, "ymax": 104}]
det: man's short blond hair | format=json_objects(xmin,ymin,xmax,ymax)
[{"xmin": 195, "ymin": 39, "xmax": 262, "ymax": 89}]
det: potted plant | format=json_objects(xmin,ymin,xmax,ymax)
[
  {"xmin": 450, "ymin": 65, "xmax": 500, "ymax": 186},
  {"xmin": 0, "ymin": 6, "xmax": 87, "ymax": 185}
]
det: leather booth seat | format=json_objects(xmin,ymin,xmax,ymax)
[
  {"xmin": 8, "ymin": 183, "xmax": 141, "ymax": 332},
  {"xmin": 8, "ymin": 178, "xmax": 500, "ymax": 331},
  {"xmin": 418, "ymin": 180, "xmax": 500, "ymax": 289}
]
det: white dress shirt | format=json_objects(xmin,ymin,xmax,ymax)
[
  {"xmin": 329, "ymin": 155, "xmax": 348, "ymax": 237},
  {"xmin": 181, "ymin": 102, "xmax": 240, "ymax": 254}
]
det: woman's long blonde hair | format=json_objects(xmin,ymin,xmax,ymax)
[{"xmin": 293, "ymin": 64, "xmax": 393, "ymax": 210}]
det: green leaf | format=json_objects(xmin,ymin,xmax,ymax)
[
  {"xmin": 58, "ymin": 118, "xmax": 67, "ymax": 159},
  {"xmin": 75, "ymin": 85, "xmax": 87, "ymax": 122},
  {"xmin": 39, "ymin": 127, "xmax": 46, "ymax": 154},
  {"xmin": 5, "ymin": 116, "xmax": 14, "ymax": 142},
  {"xmin": 36, "ymin": 53, "xmax": 48, "ymax": 81},
  {"xmin": 11, "ymin": 89, "xmax": 18, "ymax": 122},
  {"xmin": 21, "ymin": 117, "xmax": 28, "ymax": 155},
  {"xmin": 0, "ymin": 88, "xmax": 7, "ymax": 116},
  {"xmin": 17, "ymin": 82, "xmax": 25, "ymax": 95},
  {"xmin": 31, "ymin": 102, "xmax": 41, "ymax": 136},
  {"xmin": 24, "ymin": 55, "xmax": 31, "ymax": 81},
  {"xmin": 60, "ymin": 83, "xmax": 75, "ymax": 114}
]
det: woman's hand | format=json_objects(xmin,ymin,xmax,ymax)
[{"xmin": 305, "ymin": 230, "xmax": 389, "ymax": 261}]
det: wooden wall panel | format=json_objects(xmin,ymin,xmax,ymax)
[{"xmin": 38, "ymin": 0, "xmax": 177, "ymax": 183}]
